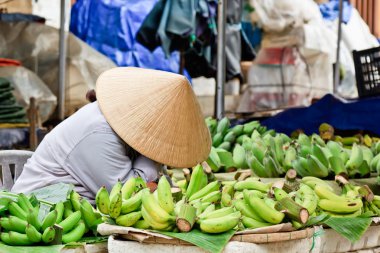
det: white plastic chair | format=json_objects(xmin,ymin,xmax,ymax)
[{"xmin": 0, "ymin": 150, "xmax": 33, "ymax": 191}]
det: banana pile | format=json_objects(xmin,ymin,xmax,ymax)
[
  {"xmin": 205, "ymin": 118, "xmax": 380, "ymax": 179},
  {"xmin": 97, "ymin": 164, "xmax": 380, "ymax": 235},
  {"xmin": 0, "ymin": 190, "xmax": 100, "ymax": 246}
]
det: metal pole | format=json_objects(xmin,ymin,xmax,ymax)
[
  {"xmin": 333, "ymin": 0, "xmax": 344, "ymax": 93},
  {"xmin": 214, "ymin": 0, "xmax": 226, "ymax": 120},
  {"xmin": 58, "ymin": 0, "xmax": 67, "ymax": 120}
]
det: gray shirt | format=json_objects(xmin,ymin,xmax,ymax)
[{"xmin": 11, "ymin": 102, "xmax": 160, "ymax": 201}]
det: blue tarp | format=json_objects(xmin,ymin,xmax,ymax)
[
  {"xmin": 70, "ymin": 0, "xmax": 189, "ymax": 79},
  {"xmin": 261, "ymin": 94, "xmax": 380, "ymax": 136},
  {"xmin": 319, "ymin": 0, "xmax": 352, "ymax": 24}
]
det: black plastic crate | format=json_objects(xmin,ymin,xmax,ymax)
[{"xmin": 353, "ymin": 46, "xmax": 380, "ymax": 98}]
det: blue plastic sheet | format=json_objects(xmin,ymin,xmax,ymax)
[
  {"xmin": 261, "ymin": 94, "xmax": 380, "ymax": 136},
  {"xmin": 319, "ymin": 0, "xmax": 352, "ymax": 24},
  {"xmin": 70, "ymin": 0, "xmax": 189, "ymax": 79}
]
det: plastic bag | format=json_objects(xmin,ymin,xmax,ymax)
[
  {"xmin": 237, "ymin": 47, "xmax": 311, "ymax": 112},
  {"xmin": 0, "ymin": 66, "xmax": 56, "ymax": 123}
]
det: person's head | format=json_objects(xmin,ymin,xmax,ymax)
[{"xmin": 95, "ymin": 67, "xmax": 211, "ymax": 168}]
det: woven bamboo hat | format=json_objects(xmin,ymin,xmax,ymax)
[{"xmin": 96, "ymin": 67, "xmax": 211, "ymax": 168}]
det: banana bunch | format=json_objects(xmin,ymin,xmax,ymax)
[{"xmin": 0, "ymin": 190, "xmax": 93, "ymax": 246}]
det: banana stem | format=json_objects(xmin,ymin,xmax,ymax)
[
  {"xmin": 171, "ymin": 187, "xmax": 183, "ymax": 202},
  {"xmin": 358, "ymin": 185, "xmax": 374, "ymax": 202},
  {"xmin": 176, "ymin": 203, "xmax": 196, "ymax": 232},
  {"xmin": 285, "ymin": 169, "xmax": 297, "ymax": 181},
  {"xmin": 183, "ymin": 168, "xmax": 191, "ymax": 183},
  {"xmin": 275, "ymin": 197, "xmax": 309, "ymax": 224},
  {"xmin": 202, "ymin": 162, "xmax": 217, "ymax": 182}
]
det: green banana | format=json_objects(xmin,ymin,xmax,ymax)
[
  {"xmin": 109, "ymin": 190, "xmax": 122, "ymax": 219},
  {"xmin": 306, "ymin": 154, "xmax": 329, "ymax": 178},
  {"xmin": 361, "ymin": 145, "xmax": 374, "ymax": 164},
  {"xmin": 121, "ymin": 177, "xmax": 136, "ymax": 200},
  {"xmin": 55, "ymin": 202, "xmax": 65, "ymax": 223},
  {"xmin": 318, "ymin": 198, "xmax": 363, "ymax": 213},
  {"xmin": 207, "ymin": 147, "xmax": 222, "ymax": 172},
  {"xmin": 234, "ymin": 197, "xmax": 265, "ymax": 222},
  {"xmin": 141, "ymin": 189, "xmax": 175, "ymax": 224},
  {"xmin": 283, "ymin": 146, "xmax": 297, "ymax": 170},
  {"xmin": 189, "ymin": 181, "xmax": 220, "ymax": 202},
  {"xmin": 133, "ymin": 219, "xmax": 150, "ymax": 229},
  {"xmin": 273, "ymin": 187, "xmax": 288, "ymax": 201},
  {"xmin": 8, "ymin": 215, "xmax": 28, "ymax": 233},
  {"xmin": 80, "ymin": 198, "xmax": 98, "ymax": 228},
  {"xmin": 311, "ymin": 144, "xmax": 329, "ymax": 168},
  {"xmin": 246, "ymin": 195, "xmax": 284, "ymax": 224},
  {"xmin": 25, "ymin": 224, "xmax": 42, "ymax": 243},
  {"xmin": 0, "ymin": 217, "xmax": 12, "ymax": 231},
  {"xmin": 62, "ymin": 221, "xmax": 86, "ymax": 244},
  {"xmin": 9, "ymin": 231, "xmax": 33, "ymax": 246},
  {"xmin": 345, "ymin": 143, "xmax": 363, "ymax": 172},
  {"xmin": 326, "ymin": 141, "xmax": 343, "ymax": 157},
  {"xmin": 298, "ymin": 133, "xmax": 311, "ymax": 147},
  {"xmin": 121, "ymin": 190, "xmax": 142, "ymax": 214},
  {"xmin": 370, "ymin": 153, "xmax": 380, "ymax": 172},
  {"xmin": 199, "ymin": 211, "xmax": 241, "ymax": 234},
  {"xmin": 17, "ymin": 193, "xmax": 34, "ymax": 213},
  {"xmin": 27, "ymin": 208, "xmax": 42, "ymax": 231},
  {"xmin": 212, "ymin": 133, "xmax": 224, "ymax": 147},
  {"xmin": 216, "ymin": 117, "xmax": 230, "ymax": 135},
  {"xmin": 41, "ymin": 210, "xmax": 58, "ymax": 231},
  {"xmin": 8, "ymin": 201, "xmax": 27, "ymax": 220},
  {"xmin": 243, "ymin": 121, "xmax": 259, "ymax": 136},
  {"xmin": 263, "ymin": 154, "xmax": 280, "ymax": 177},
  {"xmin": 233, "ymin": 144, "xmax": 247, "ymax": 168},
  {"xmin": 185, "ymin": 164, "xmax": 206, "ymax": 199},
  {"xmin": 64, "ymin": 201, "xmax": 74, "ymax": 218},
  {"xmin": 295, "ymin": 184, "xmax": 318, "ymax": 214},
  {"xmin": 221, "ymin": 185, "xmax": 234, "ymax": 207},
  {"xmin": 70, "ymin": 191, "xmax": 82, "ymax": 212},
  {"xmin": 157, "ymin": 176, "xmax": 174, "ymax": 214},
  {"xmin": 241, "ymin": 216, "xmax": 272, "ymax": 229},
  {"xmin": 311, "ymin": 134, "xmax": 326, "ymax": 147},
  {"xmin": 199, "ymin": 191, "xmax": 222, "ymax": 204},
  {"xmin": 223, "ymin": 131, "xmax": 236, "ymax": 143},
  {"xmin": 234, "ymin": 180, "xmax": 269, "ymax": 192},
  {"xmin": 247, "ymin": 152, "xmax": 270, "ymax": 178},
  {"xmin": 59, "ymin": 211, "xmax": 82, "ymax": 233},
  {"xmin": 314, "ymin": 185, "xmax": 345, "ymax": 201},
  {"xmin": 230, "ymin": 124, "xmax": 244, "ymax": 136},
  {"xmin": 42, "ymin": 226, "xmax": 56, "ymax": 243},
  {"xmin": 116, "ymin": 211, "xmax": 142, "ymax": 227},
  {"xmin": 236, "ymin": 134, "xmax": 249, "ymax": 145},
  {"xmin": 292, "ymin": 158, "xmax": 309, "ymax": 177},
  {"xmin": 198, "ymin": 204, "xmax": 216, "ymax": 219},
  {"xmin": 0, "ymin": 232, "xmax": 13, "ymax": 245},
  {"xmin": 251, "ymin": 140, "xmax": 266, "ymax": 163},
  {"xmin": 96, "ymin": 186, "xmax": 110, "ymax": 215},
  {"xmin": 328, "ymin": 156, "xmax": 347, "ymax": 176}
]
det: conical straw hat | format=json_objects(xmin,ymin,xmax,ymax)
[{"xmin": 96, "ymin": 67, "xmax": 211, "ymax": 168}]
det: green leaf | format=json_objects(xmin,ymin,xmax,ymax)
[
  {"xmin": 323, "ymin": 217, "xmax": 372, "ymax": 242},
  {"xmin": 302, "ymin": 213, "xmax": 329, "ymax": 228},
  {"xmin": 159, "ymin": 228, "xmax": 235, "ymax": 253},
  {"xmin": 0, "ymin": 242, "xmax": 64, "ymax": 253},
  {"xmin": 30, "ymin": 183, "xmax": 74, "ymax": 204},
  {"xmin": 77, "ymin": 236, "xmax": 109, "ymax": 244}
]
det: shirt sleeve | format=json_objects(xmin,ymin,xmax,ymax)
[
  {"xmin": 64, "ymin": 131, "xmax": 159, "ymax": 196},
  {"xmin": 133, "ymin": 154, "xmax": 161, "ymax": 182}
]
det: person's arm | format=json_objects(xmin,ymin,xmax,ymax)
[
  {"xmin": 132, "ymin": 154, "xmax": 161, "ymax": 182},
  {"xmin": 64, "ymin": 131, "xmax": 158, "ymax": 196}
]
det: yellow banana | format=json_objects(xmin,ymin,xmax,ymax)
[
  {"xmin": 314, "ymin": 185, "xmax": 346, "ymax": 201},
  {"xmin": 96, "ymin": 186, "xmax": 110, "ymax": 215},
  {"xmin": 198, "ymin": 206, "xmax": 234, "ymax": 220},
  {"xmin": 157, "ymin": 176, "xmax": 174, "ymax": 214},
  {"xmin": 199, "ymin": 191, "xmax": 221, "ymax": 204},
  {"xmin": 199, "ymin": 211, "xmax": 241, "ymax": 234},
  {"xmin": 241, "ymin": 216, "xmax": 272, "ymax": 229},
  {"xmin": 141, "ymin": 206, "xmax": 171, "ymax": 230},
  {"xmin": 234, "ymin": 198, "xmax": 265, "ymax": 222},
  {"xmin": 116, "ymin": 211, "xmax": 142, "ymax": 227},
  {"xmin": 133, "ymin": 219, "xmax": 150, "ymax": 229},
  {"xmin": 301, "ymin": 177, "xmax": 333, "ymax": 191},
  {"xmin": 121, "ymin": 177, "xmax": 136, "ymax": 200},
  {"xmin": 62, "ymin": 220, "xmax": 86, "ymax": 244},
  {"xmin": 318, "ymin": 199, "xmax": 363, "ymax": 213},
  {"xmin": 273, "ymin": 187, "xmax": 288, "ymax": 201},
  {"xmin": 141, "ymin": 189, "xmax": 175, "ymax": 224}
]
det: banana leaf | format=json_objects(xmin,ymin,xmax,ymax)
[
  {"xmin": 0, "ymin": 243, "xmax": 64, "ymax": 253},
  {"xmin": 323, "ymin": 216, "xmax": 372, "ymax": 243},
  {"xmin": 30, "ymin": 183, "xmax": 74, "ymax": 204},
  {"xmin": 159, "ymin": 228, "xmax": 235, "ymax": 253}
]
